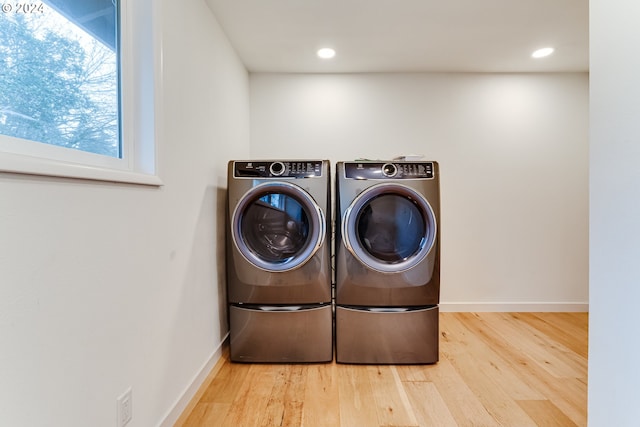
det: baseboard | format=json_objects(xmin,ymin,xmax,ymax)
[
  {"xmin": 439, "ymin": 302, "xmax": 589, "ymax": 312},
  {"xmin": 158, "ymin": 332, "xmax": 230, "ymax": 427}
]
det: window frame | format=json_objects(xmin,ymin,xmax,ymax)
[{"xmin": 0, "ymin": 0, "xmax": 162, "ymax": 186}]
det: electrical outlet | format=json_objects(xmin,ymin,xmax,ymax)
[{"xmin": 116, "ymin": 387, "xmax": 133, "ymax": 427}]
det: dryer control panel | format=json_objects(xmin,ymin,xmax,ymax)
[
  {"xmin": 234, "ymin": 161, "xmax": 324, "ymax": 178},
  {"xmin": 345, "ymin": 162, "xmax": 435, "ymax": 179}
]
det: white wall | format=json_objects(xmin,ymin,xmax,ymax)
[
  {"xmin": 251, "ymin": 73, "xmax": 589, "ymax": 311},
  {"xmin": 0, "ymin": 0, "xmax": 249, "ymax": 426},
  {"xmin": 589, "ymin": 0, "xmax": 640, "ymax": 424}
]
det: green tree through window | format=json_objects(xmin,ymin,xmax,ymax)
[{"xmin": 0, "ymin": 2, "xmax": 119, "ymax": 157}]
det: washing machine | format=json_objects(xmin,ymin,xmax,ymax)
[
  {"xmin": 335, "ymin": 160, "xmax": 440, "ymax": 364},
  {"xmin": 226, "ymin": 160, "xmax": 332, "ymax": 362}
]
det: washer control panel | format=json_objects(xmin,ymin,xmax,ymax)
[
  {"xmin": 344, "ymin": 162, "xmax": 435, "ymax": 179},
  {"xmin": 234, "ymin": 161, "xmax": 323, "ymax": 178}
]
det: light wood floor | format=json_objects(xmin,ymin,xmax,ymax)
[{"xmin": 176, "ymin": 312, "xmax": 588, "ymax": 427}]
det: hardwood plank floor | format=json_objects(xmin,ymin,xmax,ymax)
[{"xmin": 176, "ymin": 312, "xmax": 588, "ymax": 427}]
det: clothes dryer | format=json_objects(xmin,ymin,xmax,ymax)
[
  {"xmin": 226, "ymin": 160, "xmax": 332, "ymax": 362},
  {"xmin": 335, "ymin": 161, "xmax": 440, "ymax": 364}
]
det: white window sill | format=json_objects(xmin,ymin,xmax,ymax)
[{"xmin": 0, "ymin": 151, "xmax": 163, "ymax": 186}]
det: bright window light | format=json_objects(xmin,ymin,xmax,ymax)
[
  {"xmin": 0, "ymin": 2, "xmax": 119, "ymax": 157},
  {"xmin": 0, "ymin": 0, "xmax": 161, "ymax": 185}
]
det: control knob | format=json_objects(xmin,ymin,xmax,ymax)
[
  {"xmin": 382, "ymin": 163, "xmax": 398, "ymax": 177},
  {"xmin": 270, "ymin": 161, "xmax": 286, "ymax": 176}
]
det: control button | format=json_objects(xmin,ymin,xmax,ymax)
[
  {"xmin": 269, "ymin": 161, "xmax": 286, "ymax": 176},
  {"xmin": 382, "ymin": 163, "xmax": 397, "ymax": 177}
]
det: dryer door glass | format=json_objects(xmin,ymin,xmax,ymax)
[
  {"xmin": 356, "ymin": 194, "xmax": 426, "ymax": 262},
  {"xmin": 232, "ymin": 181, "xmax": 325, "ymax": 272},
  {"xmin": 241, "ymin": 193, "xmax": 310, "ymax": 263},
  {"xmin": 343, "ymin": 183, "xmax": 436, "ymax": 273}
]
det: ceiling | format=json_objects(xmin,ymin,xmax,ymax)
[{"xmin": 204, "ymin": 0, "xmax": 589, "ymax": 73}]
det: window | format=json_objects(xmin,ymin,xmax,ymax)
[{"xmin": 0, "ymin": 0, "xmax": 161, "ymax": 185}]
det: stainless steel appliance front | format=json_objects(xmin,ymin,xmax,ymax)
[
  {"xmin": 335, "ymin": 161, "xmax": 441, "ymax": 364},
  {"xmin": 227, "ymin": 160, "xmax": 332, "ymax": 362}
]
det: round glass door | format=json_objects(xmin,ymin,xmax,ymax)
[
  {"xmin": 343, "ymin": 183, "xmax": 436, "ymax": 273},
  {"xmin": 232, "ymin": 182, "xmax": 325, "ymax": 272}
]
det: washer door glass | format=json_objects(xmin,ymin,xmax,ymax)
[
  {"xmin": 343, "ymin": 183, "xmax": 436, "ymax": 273},
  {"xmin": 233, "ymin": 182, "xmax": 325, "ymax": 272},
  {"xmin": 357, "ymin": 194, "xmax": 426, "ymax": 262}
]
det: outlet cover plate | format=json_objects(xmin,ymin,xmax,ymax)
[{"xmin": 117, "ymin": 387, "xmax": 133, "ymax": 427}]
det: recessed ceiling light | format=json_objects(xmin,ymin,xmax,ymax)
[
  {"xmin": 532, "ymin": 47, "xmax": 554, "ymax": 59},
  {"xmin": 317, "ymin": 48, "xmax": 336, "ymax": 59}
]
